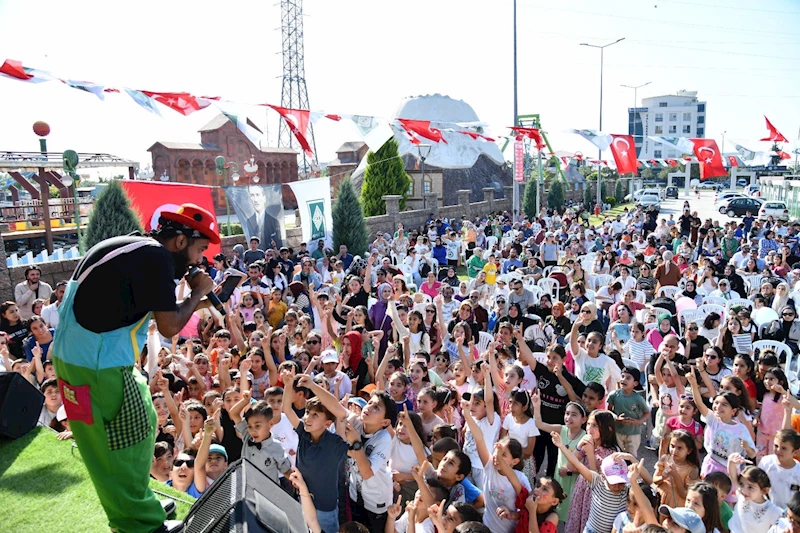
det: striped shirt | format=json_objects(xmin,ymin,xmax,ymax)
[
  {"xmin": 624, "ymin": 339, "xmax": 657, "ymax": 370},
  {"xmin": 587, "ymin": 472, "xmax": 630, "ymax": 533}
]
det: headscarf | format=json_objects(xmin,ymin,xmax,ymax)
[
  {"xmin": 682, "ymin": 280, "xmax": 698, "ymax": 300},
  {"xmin": 343, "ymin": 330, "xmax": 363, "ymax": 372},
  {"xmin": 552, "ymin": 301, "xmax": 565, "ymax": 315},
  {"xmin": 368, "ymin": 283, "xmax": 394, "ymax": 359},
  {"xmin": 288, "ymin": 281, "xmax": 308, "ymax": 299}
]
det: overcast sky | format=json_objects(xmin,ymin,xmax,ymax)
[{"xmin": 1, "ymin": 0, "xmax": 798, "ymax": 175}]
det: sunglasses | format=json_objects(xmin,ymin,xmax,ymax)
[
  {"xmin": 580, "ymin": 310, "xmax": 591, "ymax": 314},
  {"xmin": 496, "ymin": 299, "xmax": 506, "ymax": 304},
  {"xmin": 704, "ymin": 353, "xmax": 719, "ymax": 359},
  {"xmin": 688, "ymin": 326, "xmax": 698, "ymax": 331},
  {"xmin": 426, "ymin": 309, "xmax": 435, "ymax": 313},
  {"xmin": 783, "ymin": 313, "xmax": 795, "ymax": 317},
  {"xmin": 305, "ymin": 340, "xmax": 320, "ymax": 345},
  {"xmin": 680, "ymin": 394, "xmax": 695, "ymax": 402},
  {"xmin": 435, "ymin": 357, "xmax": 448, "ymax": 363},
  {"xmin": 174, "ymin": 459, "xmax": 195, "ymax": 468}
]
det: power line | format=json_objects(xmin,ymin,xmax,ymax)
[{"xmin": 658, "ymin": 0, "xmax": 800, "ymax": 15}]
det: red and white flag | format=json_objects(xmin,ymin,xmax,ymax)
[
  {"xmin": 761, "ymin": 116, "xmax": 788, "ymax": 142},
  {"xmin": 0, "ymin": 59, "xmax": 51, "ymax": 83},
  {"xmin": 397, "ymin": 119, "xmax": 447, "ymax": 144},
  {"xmin": 778, "ymin": 151, "xmax": 792, "ymax": 160},
  {"xmin": 141, "ymin": 91, "xmax": 211, "ymax": 116},
  {"xmin": 266, "ymin": 105, "xmax": 314, "ymax": 158},
  {"xmin": 727, "ymin": 155, "xmax": 739, "ymax": 167},
  {"xmin": 608, "ymin": 134, "xmax": 638, "ymax": 175},
  {"xmin": 690, "ymin": 138, "xmax": 726, "ymax": 179},
  {"xmin": 510, "ymin": 127, "xmax": 545, "ymax": 150}
]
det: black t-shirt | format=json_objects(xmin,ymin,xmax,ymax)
[
  {"xmin": 2, "ymin": 322, "xmax": 28, "ymax": 359},
  {"xmin": 72, "ymin": 236, "xmax": 178, "ymax": 333},
  {"xmin": 532, "ymin": 363, "xmax": 586, "ymax": 424},
  {"xmin": 679, "ymin": 215, "xmax": 693, "ymax": 233},
  {"xmin": 680, "ymin": 335, "xmax": 710, "ymax": 361}
]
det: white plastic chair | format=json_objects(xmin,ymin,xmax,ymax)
[
  {"xmin": 529, "ymin": 286, "xmax": 544, "ymax": 302},
  {"xmin": 678, "ymin": 309, "xmax": 706, "ymax": 334},
  {"xmin": 368, "ymin": 297, "xmax": 377, "ymax": 308},
  {"xmin": 416, "ymin": 293, "xmax": 432, "ymax": 304},
  {"xmin": 725, "ymin": 298, "xmax": 753, "ymax": 313},
  {"xmin": 531, "ymin": 352, "xmax": 548, "ymax": 364},
  {"xmin": 702, "ymin": 296, "xmax": 727, "ymax": 307},
  {"xmin": 537, "ymin": 278, "xmax": 560, "ymax": 301},
  {"xmin": 698, "ymin": 304, "xmax": 725, "ymax": 318},
  {"xmin": 644, "ymin": 323, "xmax": 657, "ymax": 333},
  {"xmin": 743, "ymin": 275, "xmax": 763, "ymax": 295},
  {"xmin": 657, "ymin": 285, "xmax": 680, "ymax": 299},
  {"xmin": 651, "ymin": 307, "xmax": 672, "ymax": 318},
  {"xmin": 753, "ymin": 340, "xmax": 792, "ymax": 362},
  {"xmin": 584, "ymin": 289, "xmax": 597, "ymax": 302},
  {"xmin": 592, "ymin": 274, "xmax": 613, "ymax": 291},
  {"xmin": 752, "ymin": 307, "xmax": 779, "ymax": 326},
  {"xmin": 477, "ymin": 331, "xmax": 493, "ymax": 354},
  {"xmin": 634, "ymin": 290, "xmax": 647, "ymax": 304},
  {"xmin": 622, "ymin": 357, "xmax": 638, "ymax": 369}
]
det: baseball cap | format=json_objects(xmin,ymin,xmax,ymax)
[
  {"xmin": 658, "ymin": 506, "xmax": 706, "ymax": 533},
  {"xmin": 321, "ymin": 350, "xmax": 339, "ymax": 364},
  {"xmin": 600, "ymin": 455, "xmax": 629, "ymax": 485},
  {"xmin": 209, "ymin": 444, "xmax": 228, "ymax": 461},
  {"xmin": 621, "ymin": 366, "xmax": 641, "ymax": 384},
  {"xmin": 348, "ymin": 397, "xmax": 367, "ymax": 410}
]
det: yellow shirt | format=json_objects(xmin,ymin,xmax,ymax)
[
  {"xmin": 483, "ymin": 262, "xmax": 498, "ymax": 285},
  {"xmin": 267, "ymin": 300, "xmax": 288, "ymax": 329}
]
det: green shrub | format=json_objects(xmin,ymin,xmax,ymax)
[{"xmin": 604, "ymin": 196, "xmax": 617, "ymax": 207}]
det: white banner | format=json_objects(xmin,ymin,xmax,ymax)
[{"xmin": 288, "ymin": 177, "xmax": 334, "ymax": 249}]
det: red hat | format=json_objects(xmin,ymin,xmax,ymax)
[{"xmin": 159, "ymin": 203, "xmax": 220, "ymax": 244}]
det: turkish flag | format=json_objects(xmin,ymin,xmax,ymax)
[
  {"xmin": 608, "ymin": 134, "xmax": 638, "ymax": 175},
  {"xmin": 761, "ymin": 116, "xmax": 788, "ymax": 142},
  {"xmin": 509, "ymin": 127, "xmax": 545, "ymax": 150},
  {"xmin": 119, "ymin": 181, "xmax": 220, "ymax": 260},
  {"xmin": 666, "ymin": 159, "xmax": 678, "ymax": 167},
  {"xmin": 778, "ymin": 151, "xmax": 792, "ymax": 160},
  {"xmin": 398, "ymin": 119, "xmax": 447, "ymax": 144},
  {"xmin": 0, "ymin": 59, "xmax": 31, "ymax": 80},
  {"xmin": 141, "ymin": 91, "xmax": 210, "ymax": 116},
  {"xmin": 728, "ymin": 155, "xmax": 739, "ymax": 167},
  {"xmin": 457, "ymin": 130, "xmax": 496, "ymax": 142},
  {"xmin": 266, "ymin": 105, "xmax": 315, "ymax": 157},
  {"xmin": 690, "ymin": 138, "xmax": 726, "ymax": 180}
]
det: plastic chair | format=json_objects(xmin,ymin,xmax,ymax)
[
  {"xmin": 657, "ymin": 285, "xmax": 680, "ymax": 299},
  {"xmin": 531, "ymin": 352, "xmax": 548, "ymax": 364},
  {"xmin": 698, "ymin": 304, "xmax": 725, "ymax": 318},
  {"xmin": 644, "ymin": 323, "xmax": 657, "ymax": 332},
  {"xmin": 753, "ymin": 340, "xmax": 792, "ymax": 362},
  {"xmin": 622, "ymin": 357, "xmax": 638, "ymax": 369},
  {"xmin": 477, "ymin": 331, "xmax": 493, "ymax": 354},
  {"xmin": 743, "ymin": 275, "xmax": 763, "ymax": 295},
  {"xmin": 634, "ymin": 290, "xmax": 647, "ymax": 304},
  {"xmin": 678, "ymin": 309, "xmax": 706, "ymax": 334},
  {"xmin": 592, "ymin": 274, "xmax": 613, "ymax": 291},
  {"xmin": 585, "ymin": 289, "xmax": 597, "ymax": 302},
  {"xmin": 702, "ymin": 296, "xmax": 727, "ymax": 307},
  {"xmin": 725, "ymin": 298, "xmax": 753, "ymax": 313},
  {"xmin": 537, "ymin": 278, "xmax": 560, "ymax": 301},
  {"xmin": 752, "ymin": 307, "xmax": 779, "ymax": 326}
]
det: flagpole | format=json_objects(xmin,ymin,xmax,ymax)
[{"xmin": 512, "ymin": 0, "xmax": 519, "ymax": 220}]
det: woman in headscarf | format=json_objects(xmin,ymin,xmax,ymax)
[
  {"xmin": 654, "ymin": 250, "xmax": 681, "ymax": 290},
  {"xmin": 499, "ymin": 302, "xmax": 535, "ymax": 334},
  {"xmin": 677, "ymin": 278, "xmax": 703, "ymax": 307},
  {"xmin": 576, "ymin": 302, "xmax": 604, "ymax": 336},
  {"xmin": 368, "ymin": 282, "xmax": 394, "ymax": 361},
  {"xmin": 288, "ymin": 281, "xmax": 312, "ymax": 321},
  {"xmin": 231, "ymin": 244, "xmax": 246, "ymax": 273},
  {"xmin": 771, "ymin": 282, "xmax": 793, "ymax": 314},
  {"xmin": 764, "ymin": 305, "xmax": 800, "ymax": 354},
  {"xmin": 646, "ymin": 312, "xmax": 678, "ymax": 351},
  {"xmin": 545, "ymin": 301, "xmax": 571, "ymax": 339},
  {"xmin": 341, "ymin": 330, "xmax": 368, "ymax": 392}
]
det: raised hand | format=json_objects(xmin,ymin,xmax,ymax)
[{"xmin": 386, "ymin": 495, "xmax": 403, "ymax": 521}]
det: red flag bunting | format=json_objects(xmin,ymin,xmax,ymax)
[
  {"xmin": 398, "ymin": 119, "xmax": 447, "ymax": 144},
  {"xmin": 608, "ymin": 134, "xmax": 638, "ymax": 175},
  {"xmin": 778, "ymin": 151, "xmax": 792, "ymax": 160},
  {"xmin": 325, "ymin": 114, "xmax": 342, "ymax": 121},
  {"xmin": 690, "ymin": 138, "xmax": 726, "ymax": 180},
  {"xmin": 665, "ymin": 159, "xmax": 678, "ymax": 167},
  {"xmin": 728, "ymin": 155, "xmax": 739, "ymax": 167},
  {"xmin": 141, "ymin": 91, "xmax": 210, "ymax": 116},
  {"xmin": 119, "ymin": 181, "xmax": 220, "ymax": 260},
  {"xmin": 266, "ymin": 105, "xmax": 314, "ymax": 158},
  {"xmin": 456, "ymin": 131, "xmax": 496, "ymax": 142},
  {"xmin": 0, "ymin": 59, "xmax": 32, "ymax": 80},
  {"xmin": 761, "ymin": 116, "xmax": 788, "ymax": 142},
  {"xmin": 509, "ymin": 127, "xmax": 545, "ymax": 150}
]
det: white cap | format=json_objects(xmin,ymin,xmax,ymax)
[{"xmin": 321, "ymin": 350, "xmax": 339, "ymax": 364}]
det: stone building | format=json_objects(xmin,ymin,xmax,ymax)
[
  {"xmin": 148, "ymin": 114, "xmax": 300, "ymax": 212},
  {"xmin": 327, "ymin": 141, "xmax": 368, "ymax": 195}
]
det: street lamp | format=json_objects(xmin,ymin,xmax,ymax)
[
  {"xmin": 215, "ymin": 155, "xmax": 240, "ymax": 236},
  {"xmin": 581, "ymin": 37, "xmax": 625, "ymax": 209},
  {"xmin": 243, "ymin": 156, "xmax": 260, "ymax": 184},
  {"xmin": 416, "ymin": 144, "xmax": 432, "ymax": 204},
  {"xmin": 61, "ymin": 150, "xmax": 84, "ymax": 254},
  {"xmin": 621, "ymin": 81, "xmax": 651, "ymax": 143}
]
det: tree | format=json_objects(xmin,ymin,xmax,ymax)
[
  {"xmin": 522, "ymin": 178, "xmax": 537, "ymax": 219},
  {"xmin": 360, "ymin": 138, "xmax": 411, "ymax": 216},
  {"xmin": 641, "ymin": 168, "xmax": 654, "ymax": 180},
  {"xmin": 333, "ymin": 177, "xmax": 369, "ymax": 255},
  {"xmin": 584, "ymin": 183, "xmax": 594, "ymax": 208},
  {"xmin": 615, "ymin": 180, "xmax": 624, "ymax": 201},
  {"xmin": 547, "ymin": 180, "xmax": 564, "ymax": 210},
  {"xmin": 83, "ymin": 180, "xmax": 143, "ymax": 250}
]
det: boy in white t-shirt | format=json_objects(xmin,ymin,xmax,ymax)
[{"xmin": 758, "ymin": 429, "xmax": 800, "ymax": 509}]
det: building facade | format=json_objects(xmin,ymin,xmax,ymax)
[
  {"xmin": 327, "ymin": 141, "xmax": 368, "ymax": 196},
  {"xmin": 148, "ymin": 115, "xmax": 299, "ymax": 213},
  {"xmin": 628, "ymin": 90, "xmax": 707, "ymax": 159}
]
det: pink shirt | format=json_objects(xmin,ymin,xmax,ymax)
[{"xmin": 421, "ymin": 281, "xmax": 442, "ymax": 298}]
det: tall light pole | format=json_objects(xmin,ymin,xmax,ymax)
[
  {"xmin": 581, "ymin": 37, "xmax": 625, "ymax": 210},
  {"xmin": 512, "ymin": 0, "xmax": 520, "ymax": 220},
  {"xmin": 215, "ymin": 156, "xmax": 240, "ymax": 236},
  {"xmin": 621, "ymin": 81, "xmax": 651, "ymax": 146}
]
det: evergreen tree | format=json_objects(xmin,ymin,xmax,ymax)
[
  {"xmin": 615, "ymin": 180, "xmax": 624, "ymax": 202},
  {"xmin": 547, "ymin": 180, "xmax": 564, "ymax": 210},
  {"xmin": 583, "ymin": 183, "xmax": 594, "ymax": 209},
  {"xmin": 333, "ymin": 177, "xmax": 369, "ymax": 255},
  {"xmin": 360, "ymin": 138, "xmax": 412, "ymax": 216},
  {"xmin": 83, "ymin": 180, "xmax": 143, "ymax": 250},
  {"xmin": 522, "ymin": 178, "xmax": 537, "ymax": 219}
]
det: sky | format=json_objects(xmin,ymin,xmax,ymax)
[{"xmin": 0, "ymin": 0, "xmax": 799, "ymax": 177}]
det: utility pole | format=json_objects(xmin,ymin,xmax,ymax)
[{"xmin": 512, "ymin": 0, "xmax": 519, "ymax": 220}]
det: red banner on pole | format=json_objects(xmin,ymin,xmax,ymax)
[
  {"xmin": 120, "ymin": 181, "xmax": 221, "ymax": 260},
  {"xmin": 514, "ymin": 139, "xmax": 524, "ymax": 182}
]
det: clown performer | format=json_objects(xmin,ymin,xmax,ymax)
[{"xmin": 51, "ymin": 204, "xmax": 219, "ymax": 533}]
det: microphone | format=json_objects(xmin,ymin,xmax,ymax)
[{"xmin": 187, "ymin": 266, "xmax": 226, "ymax": 315}]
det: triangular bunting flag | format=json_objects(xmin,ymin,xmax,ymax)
[
  {"xmin": 141, "ymin": 91, "xmax": 210, "ymax": 116},
  {"xmin": 267, "ymin": 105, "xmax": 314, "ymax": 158},
  {"xmin": 124, "ymin": 88, "xmax": 162, "ymax": 117},
  {"xmin": 569, "ymin": 129, "xmax": 612, "ymax": 150},
  {"xmin": 761, "ymin": 116, "xmax": 788, "ymax": 142},
  {"xmin": 398, "ymin": 119, "xmax": 447, "ymax": 144}
]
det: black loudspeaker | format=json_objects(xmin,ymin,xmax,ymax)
[
  {"xmin": 0, "ymin": 372, "xmax": 45, "ymax": 438},
  {"xmin": 184, "ymin": 458, "xmax": 307, "ymax": 533}
]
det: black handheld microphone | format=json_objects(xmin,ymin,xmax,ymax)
[{"xmin": 187, "ymin": 266, "xmax": 226, "ymax": 316}]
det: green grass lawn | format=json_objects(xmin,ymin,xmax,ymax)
[
  {"xmin": 589, "ymin": 203, "xmax": 634, "ymax": 226},
  {"xmin": 0, "ymin": 427, "xmax": 194, "ymax": 532}
]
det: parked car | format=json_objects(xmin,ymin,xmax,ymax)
[
  {"xmin": 737, "ymin": 178, "xmax": 749, "ymax": 187},
  {"xmin": 722, "ymin": 197, "xmax": 763, "ymax": 218},
  {"xmin": 698, "ymin": 182, "xmax": 719, "ymax": 189},
  {"xmin": 715, "ymin": 192, "xmax": 747, "ymax": 209},
  {"xmin": 758, "ymin": 201, "xmax": 790, "ymax": 222},
  {"xmin": 638, "ymin": 192, "xmax": 661, "ymax": 208},
  {"xmin": 745, "ymin": 184, "xmax": 760, "ymax": 197},
  {"xmin": 665, "ymin": 186, "xmax": 679, "ymax": 199}
]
